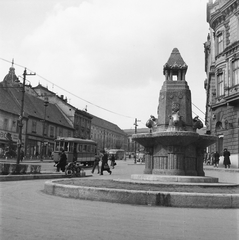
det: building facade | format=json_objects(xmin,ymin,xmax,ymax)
[
  {"xmin": 0, "ymin": 65, "xmax": 74, "ymax": 159},
  {"xmin": 32, "ymin": 85, "xmax": 93, "ymax": 140},
  {"xmin": 91, "ymin": 115, "xmax": 128, "ymax": 151},
  {"xmin": 205, "ymin": 0, "xmax": 239, "ymax": 167}
]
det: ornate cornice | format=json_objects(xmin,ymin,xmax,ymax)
[
  {"xmin": 224, "ymin": 40, "xmax": 239, "ymax": 58},
  {"xmin": 209, "ymin": 0, "xmax": 239, "ymax": 30}
]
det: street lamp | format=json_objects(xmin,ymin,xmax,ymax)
[{"xmin": 40, "ymin": 97, "xmax": 49, "ymax": 161}]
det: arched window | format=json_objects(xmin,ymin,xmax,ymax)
[{"xmin": 215, "ymin": 121, "xmax": 223, "ymax": 131}]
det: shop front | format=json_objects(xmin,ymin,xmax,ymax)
[
  {"xmin": 26, "ymin": 136, "xmax": 54, "ymax": 160},
  {"xmin": 0, "ymin": 130, "xmax": 20, "ymax": 159}
]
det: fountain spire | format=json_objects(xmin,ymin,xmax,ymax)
[
  {"xmin": 163, "ymin": 48, "xmax": 188, "ymax": 81},
  {"xmin": 157, "ymin": 48, "xmax": 193, "ymax": 132}
]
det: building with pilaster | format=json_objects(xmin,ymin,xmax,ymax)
[{"xmin": 205, "ymin": 0, "xmax": 239, "ymax": 167}]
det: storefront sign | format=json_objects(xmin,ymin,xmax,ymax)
[{"xmin": 0, "ymin": 131, "xmax": 19, "ymax": 142}]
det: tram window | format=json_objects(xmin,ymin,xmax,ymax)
[
  {"xmin": 87, "ymin": 145, "xmax": 90, "ymax": 152},
  {"xmin": 64, "ymin": 142, "xmax": 68, "ymax": 151},
  {"xmin": 55, "ymin": 142, "xmax": 60, "ymax": 151},
  {"xmin": 91, "ymin": 145, "xmax": 95, "ymax": 153},
  {"xmin": 68, "ymin": 142, "xmax": 74, "ymax": 152},
  {"xmin": 83, "ymin": 145, "xmax": 87, "ymax": 152},
  {"xmin": 78, "ymin": 145, "xmax": 82, "ymax": 152},
  {"xmin": 59, "ymin": 142, "xmax": 64, "ymax": 150},
  {"xmin": 73, "ymin": 143, "xmax": 77, "ymax": 153}
]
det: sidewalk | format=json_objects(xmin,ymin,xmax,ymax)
[{"xmin": 203, "ymin": 164, "xmax": 239, "ymax": 173}]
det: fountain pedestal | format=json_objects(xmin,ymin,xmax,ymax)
[
  {"xmin": 133, "ymin": 131, "xmax": 217, "ymax": 180},
  {"xmin": 132, "ymin": 48, "xmax": 218, "ymax": 182}
]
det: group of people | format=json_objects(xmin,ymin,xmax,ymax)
[
  {"xmin": 56, "ymin": 148, "xmax": 116, "ymax": 175},
  {"xmin": 91, "ymin": 150, "xmax": 116, "ymax": 175},
  {"xmin": 205, "ymin": 148, "xmax": 231, "ymax": 168}
]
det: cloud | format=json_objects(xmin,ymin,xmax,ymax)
[
  {"xmin": 20, "ymin": 0, "xmax": 171, "ymax": 90},
  {"xmin": 1, "ymin": 0, "xmax": 208, "ymax": 129}
]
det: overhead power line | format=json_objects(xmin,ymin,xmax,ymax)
[
  {"xmin": 0, "ymin": 57, "xmax": 206, "ymax": 122},
  {"xmin": 0, "ymin": 57, "xmax": 133, "ymax": 119}
]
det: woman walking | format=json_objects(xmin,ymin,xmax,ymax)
[{"xmin": 100, "ymin": 151, "xmax": 112, "ymax": 175}]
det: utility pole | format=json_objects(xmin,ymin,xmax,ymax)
[
  {"xmin": 17, "ymin": 68, "xmax": 36, "ymax": 164},
  {"xmin": 133, "ymin": 118, "xmax": 140, "ymax": 164},
  {"xmin": 40, "ymin": 97, "xmax": 49, "ymax": 161}
]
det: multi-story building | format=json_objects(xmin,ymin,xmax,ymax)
[
  {"xmin": 205, "ymin": 0, "xmax": 239, "ymax": 167},
  {"xmin": 32, "ymin": 84, "xmax": 93, "ymax": 139},
  {"xmin": 0, "ymin": 65, "xmax": 74, "ymax": 159},
  {"xmin": 91, "ymin": 115, "xmax": 128, "ymax": 151},
  {"xmin": 123, "ymin": 128, "xmax": 148, "ymax": 154}
]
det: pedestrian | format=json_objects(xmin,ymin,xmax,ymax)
[
  {"xmin": 100, "ymin": 151, "xmax": 112, "ymax": 175},
  {"xmin": 223, "ymin": 148, "xmax": 231, "ymax": 168},
  {"xmin": 213, "ymin": 151, "xmax": 220, "ymax": 168},
  {"xmin": 110, "ymin": 154, "xmax": 116, "ymax": 169},
  {"xmin": 57, "ymin": 148, "xmax": 67, "ymax": 172},
  {"xmin": 205, "ymin": 152, "xmax": 211, "ymax": 165},
  {"xmin": 20, "ymin": 149, "xmax": 24, "ymax": 162},
  {"xmin": 73, "ymin": 147, "xmax": 77, "ymax": 162},
  {"xmin": 92, "ymin": 152, "xmax": 101, "ymax": 174}
]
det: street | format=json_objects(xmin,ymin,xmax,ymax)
[{"xmin": 0, "ymin": 159, "xmax": 239, "ymax": 240}]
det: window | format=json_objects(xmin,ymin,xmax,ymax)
[
  {"xmin": 59, "ymin": 128, "xmax": 63, "ymax": 137},
  {"xmin": 3, "ymin": 119, "xmax": 8, "ymax": 130},
  {"xmin": 81, "ymin": 118, "xmax": 85, "ymax": 127},
  {"xmin": 232, "ymin": 59, "xmax": 239, "ymax": 86},
  {"xmin": 217, "ymin": 32, "xmax": 223, "ymax": 54},
  {"xmin": 12, "ymin": 120, "xmax": 16, "ymax": 131},
  {"xmin": 32, "ymin": 121, "xmax": 37, "ymax": 133},
  {"xmin": 50, "ymin": 126, "xmax": 54, "ymax": 138},
  {"xmin": 43, "ymin": 123, "xmax": 48, "ymax": 136},
  {"xmin": 67, "ymin": 130, "xmax": 71, "ymax": 137},
  {"xmin": 217, "ymin": 73, "xmax": 224, "ymax": 96}
]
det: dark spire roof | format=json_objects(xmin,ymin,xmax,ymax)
[{"xmin": 163, "ymin": 48, "xmax": 188, "ymax": 75}]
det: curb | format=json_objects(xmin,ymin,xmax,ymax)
[
  {"xmin": 0, "ymin": 173, "xmax": 65, "ymax": 181},
  {"xmin": 44, "ymin": 179, "xmax": 239, "ymax": 208},
  {"xmin": 0, "ymin": 172, "xmax": 88, "ymax": 181}
]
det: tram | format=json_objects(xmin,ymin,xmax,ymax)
[
  {"xmin": 53, "ymin": 137, "xmax": 97, "ymax": 166},
  {"xmin": 108, "ymin": 149, "xmax": 125, "ymax": 160}
]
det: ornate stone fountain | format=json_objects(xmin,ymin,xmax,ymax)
[{"xmin": 132, "ymin": 48, "xmax": 218, "ymax": 182}]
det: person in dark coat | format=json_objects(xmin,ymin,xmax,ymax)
[
  {"xmin": 110, "ymin": 154, "xmax": 116, "ymax": 169},
  {"xmin": 57, "ymin": 148, "xmax": 67, "ymax": 172},
  {"xmin": 223, "ymin": 148, "xmax": 231, "ymax": 168},
  {"xmin": 20, "ymin": 149, "xmax": 24, "ymax": 162},
  {"xmin": 100, "ymin": 151, "xmax": 112, "ymax": 175},
  {"xmin": 213, "ymin": 151, "xmax": 220, "ymax": 168}
]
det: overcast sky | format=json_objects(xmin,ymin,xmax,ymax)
[{"xmin": 0, "ymin": 0, "xmax": 210, "ymax": 130}]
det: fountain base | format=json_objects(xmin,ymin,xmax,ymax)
[{"xmin": 133, "ymin": 131, "xmax": 218, "ymax": 177}]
